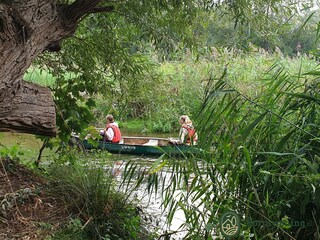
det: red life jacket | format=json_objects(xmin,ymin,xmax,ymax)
[
  {"xmin": 183, "ymin": 125, "xmax": 197, "ymax": 144},
  {"xmin": 106, "ymin": 124, "xmax": 121, "ymax": 143}
]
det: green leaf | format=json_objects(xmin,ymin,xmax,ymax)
[
  {"xmin": 241, "ymin": 111, "xmax": 268, "ymax": 138},
  {"xmin": 243, "ymin": 146, "xmax": 252, "ymax": 176}
]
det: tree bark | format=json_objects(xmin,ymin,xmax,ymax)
[
  {"xmin": 0, "ymin": 81, "xmax": 56, "ymax": 136},
  {"xmin": 0, "ymin": 0, "xmax": 106, "ymax": 136}
]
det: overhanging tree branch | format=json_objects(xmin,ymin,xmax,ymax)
[
  {"xmin": 89, "ymin": 6, "xmax": 115, "ymax": 14},
  {"xmin": 62, "ymin": 0, "xmax": 114, "ymax": 24},
  {"xmin": 0, "ymin": 0, "xmax": 116, "ymax": 137}
]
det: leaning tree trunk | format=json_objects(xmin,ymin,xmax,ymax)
[{"xmin": 0, "ymin": 0, "xmax": 108, "ymax": 136}]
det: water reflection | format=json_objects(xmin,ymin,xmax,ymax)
[
  {"xmin": 110, "ymin": 154, "xmax": 188, "ymax": 240},
  {"xmin": 1, "ymin": 132, "xmax": 190, "ymax": 239}
]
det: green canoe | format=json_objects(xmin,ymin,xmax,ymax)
[{"xmin": 71, "ymin": 136, "xmax": 199, "ymax": 156}]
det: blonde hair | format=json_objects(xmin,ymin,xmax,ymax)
[{"xmin": 179, "ymin": 115, "xmax": 192, "ymax": 125}]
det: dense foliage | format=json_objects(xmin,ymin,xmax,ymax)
[
  {"xmin": 48, "ymin": 154, "xmax": 148, "ymax": 240},
  {"xmin": 21, "ymin": 1, "xmax": 320, "ymax": 239},
  {"xmin": 202, "ymin": 4, "xmax": 320, "ymax": 56},
  {"xmin": 24, "ymin": 0, "xmax": 320, "ymax": 140},
  {"xmin": 194, "ymin": 65, "xmax": 320, "ymax": 238},
  {"xmin": 122, "ymin": 61, "xmax": 320, "ymax": 239}
]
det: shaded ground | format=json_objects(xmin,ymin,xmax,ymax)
[{"xmin": 0, "ymin": 157, "xmax": 68, "ymax": 240}]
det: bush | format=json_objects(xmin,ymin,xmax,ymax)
[{"xmin": 48, "ymin": 161, "xmax": 146, "ymax": 240}]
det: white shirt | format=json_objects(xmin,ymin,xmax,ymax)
[
  {"xmin": 105, "ymin": 122, "xmax": 119, "ymax": 141},
  {"xmin": 179, "ymin": 127, "xmax": 189, "ymax": 143},
  {"xmin": 179, "ymin": 124, "xmax": 198, "ymax": 145}
]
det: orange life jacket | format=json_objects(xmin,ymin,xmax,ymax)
[
  {"xmin": 183, "ymin": 125, "xmax": 197, "ymax": 144},
  {"xmin": 106, "ymin": 124, "xmax": 121, "ymax": 143}
]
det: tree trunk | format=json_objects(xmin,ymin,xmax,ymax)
[
  {"xmin": 0, "ymin": 0, "xmax": 106, "ymax": 137},
  {"xmin": 0, "ymin": 81, "xmax": 56, "ymax": 136}
]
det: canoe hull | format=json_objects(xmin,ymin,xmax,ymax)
[{"xmin": 73, "ymin": 136, "xmax": 197, "ymax": 156}]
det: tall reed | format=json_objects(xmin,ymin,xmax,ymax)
[
  {"xmin": 48, "ymin": 160, "xmax": 146, "ymax": 240},
  {"xmin": 122, "ymin": 62, "xmax": 320, "ymax": 239}
]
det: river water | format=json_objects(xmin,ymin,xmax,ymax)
[
  {"xmin": 110, "ymin": 154, "xmax": 189, "ymax": 239},
  {"xmin": 0, "ymin": 132, "xmax": 192, "ymax": 239}
]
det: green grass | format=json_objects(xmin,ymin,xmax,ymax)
[
  {"xmin": 24, "ymin": 67, "xmax": 56, "ymax": 87},
  {"xmin": 121, "ymin": 54, "xmax": 320, "ymax": 239},
  {"xmin": 120, "ymin": 119, "xmax": 147, "ymax": 132},
  {"xmin": 47, "ymin": 159, "xmax": 149, "ymax": 240}
]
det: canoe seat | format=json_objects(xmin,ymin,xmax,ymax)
[{"xmin": 143, "ymin": 139, "xmax": 158, "ymax": 146}]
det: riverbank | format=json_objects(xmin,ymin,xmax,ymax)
[
  {"xmin": 0, "ymin": 157, "xmax": 68, "ymax": 239},
  {"xmin": 0, "ymin": 157, "xmax": 157, "ymax": 239},
  {"xmin": 0, "ymin": 132, "xmax": 186, "ymax": 239}
]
